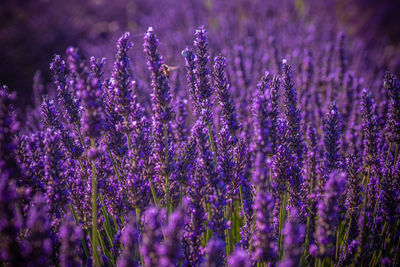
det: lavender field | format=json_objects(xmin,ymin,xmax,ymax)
[{"xmin": 1, "ymin": 0, "xmax": 400, "ymax": 266}]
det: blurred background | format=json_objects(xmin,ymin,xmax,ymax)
[{"xmin": 1, "ymin": 0, "xmax": 400, "ymax": 108}]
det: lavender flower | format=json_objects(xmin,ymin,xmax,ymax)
[
  {"xmin": 182, "ymin": 47, "xmax": 200, "ymax": 115},
  {"xmin": 77, "ymin": 75, "xmax": 104, "ymax": 140},
  {"xmin": 194, "ymin": 26, "xmax": 213, "ymax": 125},
  {"xmin": 227, "ymin": 248, "xmax": 251, "ymax": 267},
  {"xmin": 311, "ymin": 171, "xmax": 346, "ymax": 258},
  {"xmin": 140, "ymin": 207, "xmax": 164, "ymax": 267},
  {"xmin": 361, "ymin": 89, "xmax": 379, "ymax": 168},
  {"xmin": 279, "ymin": 208, "xmax": 306, "ymax": 267},
  {"xmin": 112, "ymin": 32, "xmax": 135, "ymax": 117},
  {"xmin": 44, "ymin": 129, "xmax": 69, "ymax": 230},
  {"xmin": 323, "ymin": 102, "xmax": 342, "ymax": 171},
  {"xmin": 344, "ymin": 154, "xmax": 362, "ymax": 241},
  {"xmin": 117, "ymin": 213, "xmax": 140, "ymax": 267},
  {"xmin": 202, "ymin": 238, "xmax": 226, "ymax": 267},
  {"xmin": 159, "ymin": 202, "xmax": 187, "ymax": 267},
  {"xmin": 60, "ymin": 214, "xmax": 84, "ymax": 267},
  {"xmin": 41, "ymin": 96, "xmax": 83, "ymax": 159},
  {"xmin": 384, "ymin": 72, "xmax": 400, "ymax": 144},
  {"xmin": 282, "ymin": 60, "xmax": 304, "ymax": 162},
  {"xmin": 252, "ymin": 191, "xmax": 277, "ymax": 263},
  {"xmin": 144, "ymin": 27, "xmax": 176, "ymax": 202},
  {"xmin": 90, "ymin": 57, "xmax": 106, "ymax": 80},
  {"xmin": 252, "ymin": 73, "xmax": 272, "ymax": 155},
  {"xmin": 269, "ymin": 75, "xmax": 281, "ymax": 153},
  {"xmin": 183, "ymin": 121, "xmax": 208, "ymax": 266},
  {"xmin": 380, "ymin": 159, "xmax": 399, "ymax": 223},
  {"xmin": 21, "ymin": 194, "xmax": 53, "ymax": 266},
  {"xmin": 213, "ymin": 55, "xmax": 239, "ymax": 136},
  {"xmin": 50, "ymin": 55, "xmax": 80, "ymax": 126}
]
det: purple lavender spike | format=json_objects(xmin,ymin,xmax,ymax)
[
  {"xmin": 159, "ymin": 201, "xmax": 187, "ymax": 267},
  {"xmin": 60, "ymin": 214, "xmax": 84, "ymax": 267},
  {"xmin": 140, "ymin": 207, "xmax": 165, "ymax": 267},
  {"xmin": 384, "ymin": 72, "xmax": 400, "ymax": 144},
  {"xmin": 182, "ymin": 47, "xmax": 200, "ymax": 115},
  {"xmin": 144, "ymin": 27, "xmax": 176, "ymax": 202},
  {"xmin": 213, "ymin": 55, "xmax": 240, "ymax": 137},
  {"xmin": 0, "ymin": 88, "xmax": 23, "ymax": 265},
  {"xmin": 44, "ymin": 129, "xmax": 69, "ymax": 231},
  {"xmin": 281, "ymin": 60, "xmax": 304, "ymax": 162},
  {"xmin": 50, "ymin": 55, "xmax": 81, "ymax": 126},
  {"xmin": 227, "ymin": 248, "xmax": 251, "ymax": 267},
  {"xmin": 361, "ymin": 89, "xmax": 380, "ymax": 169},
  {"xmin": 194, "ymin": 26, "xmax": 213, "ymax": 125},
  {"xmin": 112, "ymin": 32, "xmax": 135, "ymax": 117},
  {"xmin": 203, "ymin": 238, "xmax": 226, "ymax": 267},
  {"xmin": 323, "ymin": 102, "xmax": 342, "ymax": 171},
  {"xmin": 344, "ymin": 154, "xmax": 362, "ymax": 241},
  {"xmin": 117, "ymin": 213, "xmax": 140, "ymax": 267},
  {"xmin": 311, "ymin": 171, "xmax": 346, "ymax": 258},
  {"xmin": 252, "ymin": 191, "xmax": 277, "ymax": 263},
  {"xmin": 21, "ymin": 194, "xmax": 53, "ymax": 265},
  {"xmin": 279, "ymin": 208, "xmax": 306, "ymax": 267}
]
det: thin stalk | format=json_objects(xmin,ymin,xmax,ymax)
[
  {"xmin": 75, "ymin": 123, "xmax": 85, "ymax": 148},
  {"xmin": 207, "ymin": 124, "xmax": 217, "ymax": 166},
  {"xmin": 164, "ymin": 123, "xmax": 171, "ymax": 217},
  {"xmin": 135, "ymin": 207, "xmax": 144, "ymax": 267},
  {"xmin": 149, "ymin": 180, "xmax": 159, "ymax": 208},
  {"xmin": 278, "ymin": 191, "xmax": 288, "ymax": 258},
  {"xmin": 206, "ymin": 203, "xmax": 212, "ymax": 243},
  {"xmin": 77, "ymin": 158, "xmax": 88, "ymax": 179},
  {"xmin": 69, "ymin": 204, "xmax": 90, "ymax": 259},
  {"xmin": 90, "ymin": 138, "xmax": 100, "ymax": 266},
  {"xmin": 103, "ymin": 134, "xmax": 121, "ymax": 182},
  {"xmin": 361, "ymin": 166, "xmax": 371, "ymax": 251},
  {"xmin": 385, "ymin": 142, "xmax": 392, "ymax": 164},
  {"xmin": 394, "ymin": 228, "xmax": 400, "ymax": 266}
]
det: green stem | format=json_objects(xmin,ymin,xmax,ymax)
[
  {"xmin": 150, "ymin": 180, "xmax": 159, "ymax": 208},
  {"xmin": 69, "ymin": 204, "xmax": 90, "ymax": 259},
  {"xmin": 104, "ymin": 134, "xmax": 121, "ymax": 182},
  {"xmin": 135, "ymin": 207, "xmax": 144, "ymax": 266},
  {"xmin": 385, "ymin": 142, "xmax": 392, "ymax": 164},
  {"xmin": 207, "ymin": 124, "xmax": 217, "ymax": 166},
  {"xmin": 90, "ymin": 138, "xmax": 100, "ymax": 266},
  {"xmin": 164, "ymin": 123, "xmax": 171, "ymax": 217},
  {"xmin": 75, "ymin": 123, "xmax": 85, "ymax": 148}
]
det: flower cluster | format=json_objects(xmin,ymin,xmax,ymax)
[{"xmin": 1, "ymin": 1, "xmax": 400, "ymax": 267}]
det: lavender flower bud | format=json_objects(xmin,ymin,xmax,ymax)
[
  {"xmin": 227, "ymin": 248, "xmax": 251, "ymax": 267},
  {"xmin": 117, "ymin": 213, "xmax": 140, "ymax": 267},
  {"xmin": 281, "ymin": 61, "xmax": 304, "ymax": 162},
  {"xmin": 311, "ymin": 171, "xmax": 346, "ymax": 258},
  {"xmin": 384, "ymin": 72, "xmax": 400, "ymax": 144},
  {"xmin": 112, "ymin": 32, "xmax": 135, "ymax": 117},
  {"xmin": 194, "ymin": 26, "xmax": 213, "ymax": 125},
  {"xmin": 213, "ymin": 55, "xmax": 239, "ymax": 136},
  {"xmin": 140, "ymin": 207, "xmax": 165, "ymax": 267},
  {"xmin": 50, "ymin": 55, "xmax": 80, "ymax": 125},
  {"xmin": 60, "ymin": 214, "xmax": 84, "ymax": 267},
  {"xmin": 202, "ymin": 238, "xmax": 226, "ymax": 267},
  {"xmin": 279, "ymin": 208, "xmax": 305, "ymax": 267},
  {"xmin": 323, "ymin": 102, "xmax": 342, "ymax": 171},
  {"xmin": 252, "ymin": 191, "xmax": 277, "ymax": 263},
  {"xmin": 361, "ymin": 89, "xmax": 379, "ymax": 168},
  {"xmin": 22, "ymin": 194, "xmax": 53, "ymax": 266}
]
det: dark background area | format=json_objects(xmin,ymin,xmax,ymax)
[{"xmin": 1, "ymin": 0, "xmax": 399, "ymax": 108}]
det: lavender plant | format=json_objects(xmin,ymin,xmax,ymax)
[{"xmin": 1, "ymin": 1, "xmax": 400, "ymax": 267}]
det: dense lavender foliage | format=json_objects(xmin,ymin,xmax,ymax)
[{"xmin": 1, "ymin": 1, "xmax": 400, "ymax": 266}]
